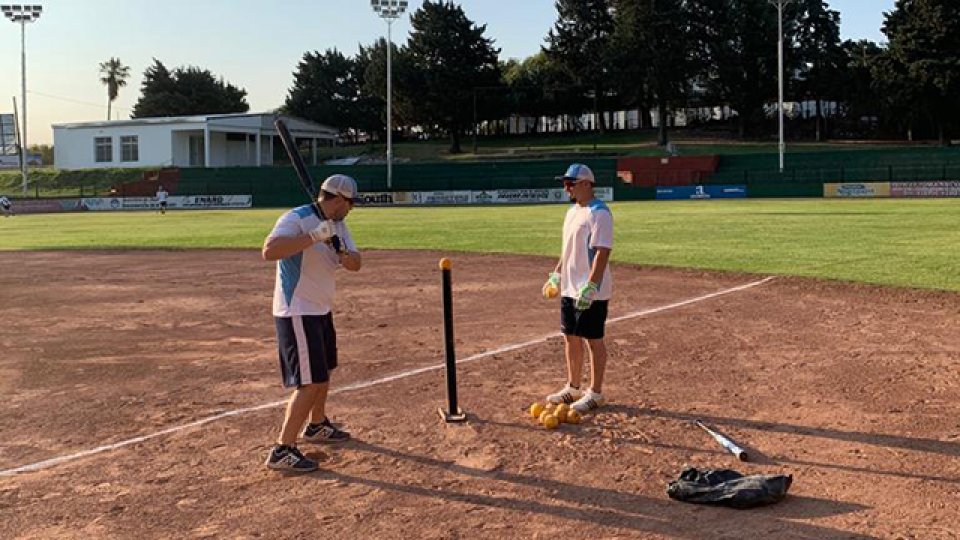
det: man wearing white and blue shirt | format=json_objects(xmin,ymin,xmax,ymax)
[
  {"xmin": 542, "ymin": 163, "xmax": 613, "ymax": 414},
  {"xmin": 261, "ymin": 174, "xmax": 361, "ymax": 472}
]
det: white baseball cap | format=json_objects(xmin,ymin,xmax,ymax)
[
  {"xmin": 320, "ymin": 174, "xmax": 358, "ymax": 200},
  {"xmin": 557, "ymin": 163, "xmax": 595, "ymax": 184}
]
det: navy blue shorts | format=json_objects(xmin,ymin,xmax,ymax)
[
  {"xmin": 560, "ymin": 297, "xmax": 609, "ymax": 339},
  {"xmin": 275, "ymin": 314, "xmax": 338, "ymax": 387}
]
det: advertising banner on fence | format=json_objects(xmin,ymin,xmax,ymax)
[
  {"xmin": 409, "ymin": 191, "xmax": 474, "ymax": 205},
  {"xmin": 824, "ymin": 182, "xmax": 891, "ymax": 198},
  {"xmin": 361, "ymin": 187, "xmax": 614, "ymax": 206},
  {"xmin": 890, "ymin": 181, "xmax": 960, "ymax": 198},
  {"xmin": 655, "ymin": 185, "xmax": 747, "ymax": 200},
  {"xmin": 473, "ymin": 188, "xmax": 562, "ymax": 204},
  {"xmin": 7, "ymin": 198, "xmax": 83, "ymax": 214},
  {"xmin": 82, "ymin": 195, "xmax": 252, "ymax": 211},
  {"xmin": 356, "ymin": 192, "xmax": 413, "ymax": 206}
]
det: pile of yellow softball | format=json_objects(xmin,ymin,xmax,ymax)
[{"xmin": 529, "ymin": 401, "xmax": 581, "ymax": 429}]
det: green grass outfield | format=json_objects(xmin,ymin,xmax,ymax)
[{"xmin": 1, "ymin": 199, "xmax": 957, "ymax": 291}]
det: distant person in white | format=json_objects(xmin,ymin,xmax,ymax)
[
  {"xmin": 0, "ymin": 195, "xmax": 13, "ymax": 217},
  {"xmin": 156, "ymin": 185, "xmax": 169, "ymax": 214},
  {"xmin": 261, "ymin": 174, "xmax": 362, "ymax": 473}
]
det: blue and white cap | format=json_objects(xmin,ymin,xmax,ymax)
[{"xmin": 557, "ymin": 163, "xmax": 595, "ymax": 184}]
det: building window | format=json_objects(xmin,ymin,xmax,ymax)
[
  {"xmin": 189, "ymin": 135, "xmax": 205, "ymax": 167},
  {"xmin": 120, "ymin": 135, "xmax": 139, "ymax": 162},
  {"xmin": 95, "ymin": 137, "xmax": 112, "ymax": 163}
]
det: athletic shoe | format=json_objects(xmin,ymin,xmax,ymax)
[
  {"xmin": 264, "ymin": 445, "xmax": 318, "ymax": 472},
  {"xmin": 546, "ymin": 383, "xmax": 583, "ymax": 405},
  {"xmin": 303, "ymin": 418, "xmax": 351, "ymax": 444},
  {"xmin": 571, "ymin": 389, "xmax": 606, "ymax": 413}
]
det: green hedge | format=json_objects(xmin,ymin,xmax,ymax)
[{"xmin": 0, "ymin": 168, "xmax": 147, "ymax": 197}]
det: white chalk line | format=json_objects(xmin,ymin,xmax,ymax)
[{"xmin": 1, "ymin": 276, "xmax": 774, "ymax": 477}]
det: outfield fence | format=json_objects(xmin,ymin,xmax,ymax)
[{"xmin": 2, "ymin": 148, "xmax": 958, "ymax": 204}]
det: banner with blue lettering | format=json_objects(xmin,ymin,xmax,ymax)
[{"xmin": 655, "ymin": 185, "xmax": 747, "ymax": 200}]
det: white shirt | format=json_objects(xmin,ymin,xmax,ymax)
[
  {"xmin": 0, "ymin": 196, "xmax": 10, "ymax": 207},
  {"xmin": 268, "ymin": 204, "xmax": 357, "ymax": 317},
  {"xmin": 560, "ymin": 199, "xmax": 613, "ymax": 300},
  {"xmin": 156, "ymin": 189, "xmax": 168, "ymax": 202}
]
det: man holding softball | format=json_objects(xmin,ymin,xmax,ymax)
[
  {"xmin": 543, "ymin": 163, "xmax": 613, "ymax": 414},
  {"xmin": 261, "ymin": 174, "xmax": 362, "ymax": 472}
]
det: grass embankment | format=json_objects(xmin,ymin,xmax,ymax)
[
  {"xmin": 320, "ymin": 130, "xmax": 914, "ymax": 162},
  {"xmin": 1, "ymin": 199, "xmax": 957, "ymax": 291}
]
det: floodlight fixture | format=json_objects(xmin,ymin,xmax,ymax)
[
  {"xmin": 3, "ymin": 3, "xmax": 43, "ymax": 195},
  {"xmin": 371, "ymin": 0, "xmax": 407, "ymax": 20}
]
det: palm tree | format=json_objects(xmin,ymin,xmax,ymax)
[{"xmin": 99, "ymin": 57, "xmax": 131, "ymax": 121}]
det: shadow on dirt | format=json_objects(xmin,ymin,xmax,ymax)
[{"xmin": 314, "ymin": 439, "xmax": 872, "ymax": 539}]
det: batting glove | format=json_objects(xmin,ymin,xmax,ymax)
[
  {"xmin": 308, "ymin": 221, "xmax": 335, "ymax": 243},
  {"xmin": 575, "ymin": 281, "xmax": 599, "ymax": 310},
  {"xmin": 542, "ymin": 271, "xmax": 561, "ymax": 299}
]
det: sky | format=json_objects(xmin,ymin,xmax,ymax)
[{"xmin": 1, "ymin": 0, "xmax": 896, "ymax": 145}]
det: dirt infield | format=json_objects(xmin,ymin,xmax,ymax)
[{"xmin": 1, "ymin": 250, "xmax": 958, "ymax": 539}]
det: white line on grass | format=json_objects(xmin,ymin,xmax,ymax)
[{"xmin": 1, "ymin": 276, "xmax": 774, "ymax": 477}]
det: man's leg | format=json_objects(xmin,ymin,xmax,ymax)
[
  {"xmin": 307, "ymin": 381, "xmax": 331, "ymax": 424},
  {"xmin": 277, "ymin": 384, "xmax": 323, "ymax": 446},
  {"xmin": 564, "ymin": 334, "xmax": 585, "ymax": 388},
  {"xmin": 585, "ymin": 338, "xmax": 607, "ymax": 393},
  {"xmin": 303, "ymin": 379, "xmax": 350, "ymax": 442}
]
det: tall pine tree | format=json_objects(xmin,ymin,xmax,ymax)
[
  {"xmin": 544, "ymin": 0, "xmax": 614, "ymax": 131},
  {"xmin": 405, "ymin": 1, "xmax": 501, "ymax": 153},
  {"xmin": 877, "ymin": 0, "xmax": 960, "ymax": 144},
  {"xmin": 793, "ymin": 0, "xmax": 843, "ymax": 141},
  {"xmin": 610, "ymin": 0, "xmax": 695, "ymax": 144},
  {"xmin": 132, "ymin": 59, "xmax": 248, "ymax": 118},
  {"xmin": 284, "ymin": 49, "xmax": 360, "ymax": 133}
]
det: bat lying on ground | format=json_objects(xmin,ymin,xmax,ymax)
[{"xmin": 695, "ymin": 420, "xmax": 749, "ymax": 461}]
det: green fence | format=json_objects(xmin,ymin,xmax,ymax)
[
  {"xmin": 710, "ymin": 147, "xmax": 960, "ymax": 184},
  {"xmin": 4, "ymin": 146, "xmax": 958, "ymax": 203}
]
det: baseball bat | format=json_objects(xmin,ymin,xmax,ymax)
[
  {"xmin": 695, "ymin": 420, "xmax": 749, "ymax": 461},
  {"xmin": 274, "ymin": 118, "xmax": 321, "ymax": 216}
]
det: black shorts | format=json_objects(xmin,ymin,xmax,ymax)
[
  {"xmin": 560, "ymin": 297, "xmax": 609, "ymax": 339},
  {"xmin": 275, "ymin": 314, "xmax": 338, "ymax": 387},
  {"xmin": 159, "ymin": 201, "xmax": 167, "ymax": 207}
]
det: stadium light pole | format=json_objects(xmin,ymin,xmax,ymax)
[
  {"xmin": 769, "ymin": 0, "xmax": 791, "ymax": 173},
  {"xmin": 371, "ymin": 0, "xmax": 407, "ymax": 190},
  {"xmin": 2, "ymin": 4, "xmax": 42, "ymax": 196}
]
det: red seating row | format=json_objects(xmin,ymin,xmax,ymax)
[{"xmin": 616, "ymin": 156, "xmax": 720, "ymax": 187}]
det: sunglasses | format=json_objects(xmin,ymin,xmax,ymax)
[
  {"xmin": 339, "ymin": 194, "xmax": 355, "ymax": 207},
  {"xmin": 563, "ymin": 180, "xmax": 585, "ymax": 188}
]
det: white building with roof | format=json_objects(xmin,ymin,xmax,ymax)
[{"xmin": 52, "ymin": 113, "xmax": 337, "ymax": 170}]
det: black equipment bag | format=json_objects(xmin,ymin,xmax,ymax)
[{"xmin": 667, "ymin": 468, "xmax": 792, "ymax": 508}]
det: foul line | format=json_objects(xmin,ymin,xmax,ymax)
[{"xmin": 1, "ymin": 276, "xmax": 774, "ymax": 477}]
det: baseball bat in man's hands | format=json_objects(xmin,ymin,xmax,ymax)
[
  {"xmin": 695, "ymin": 420, "xmax": 749, "ymax": 461},
  {"xmin": 275, "ymin": 118, "xmax": 321, "ymax": 217}
]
